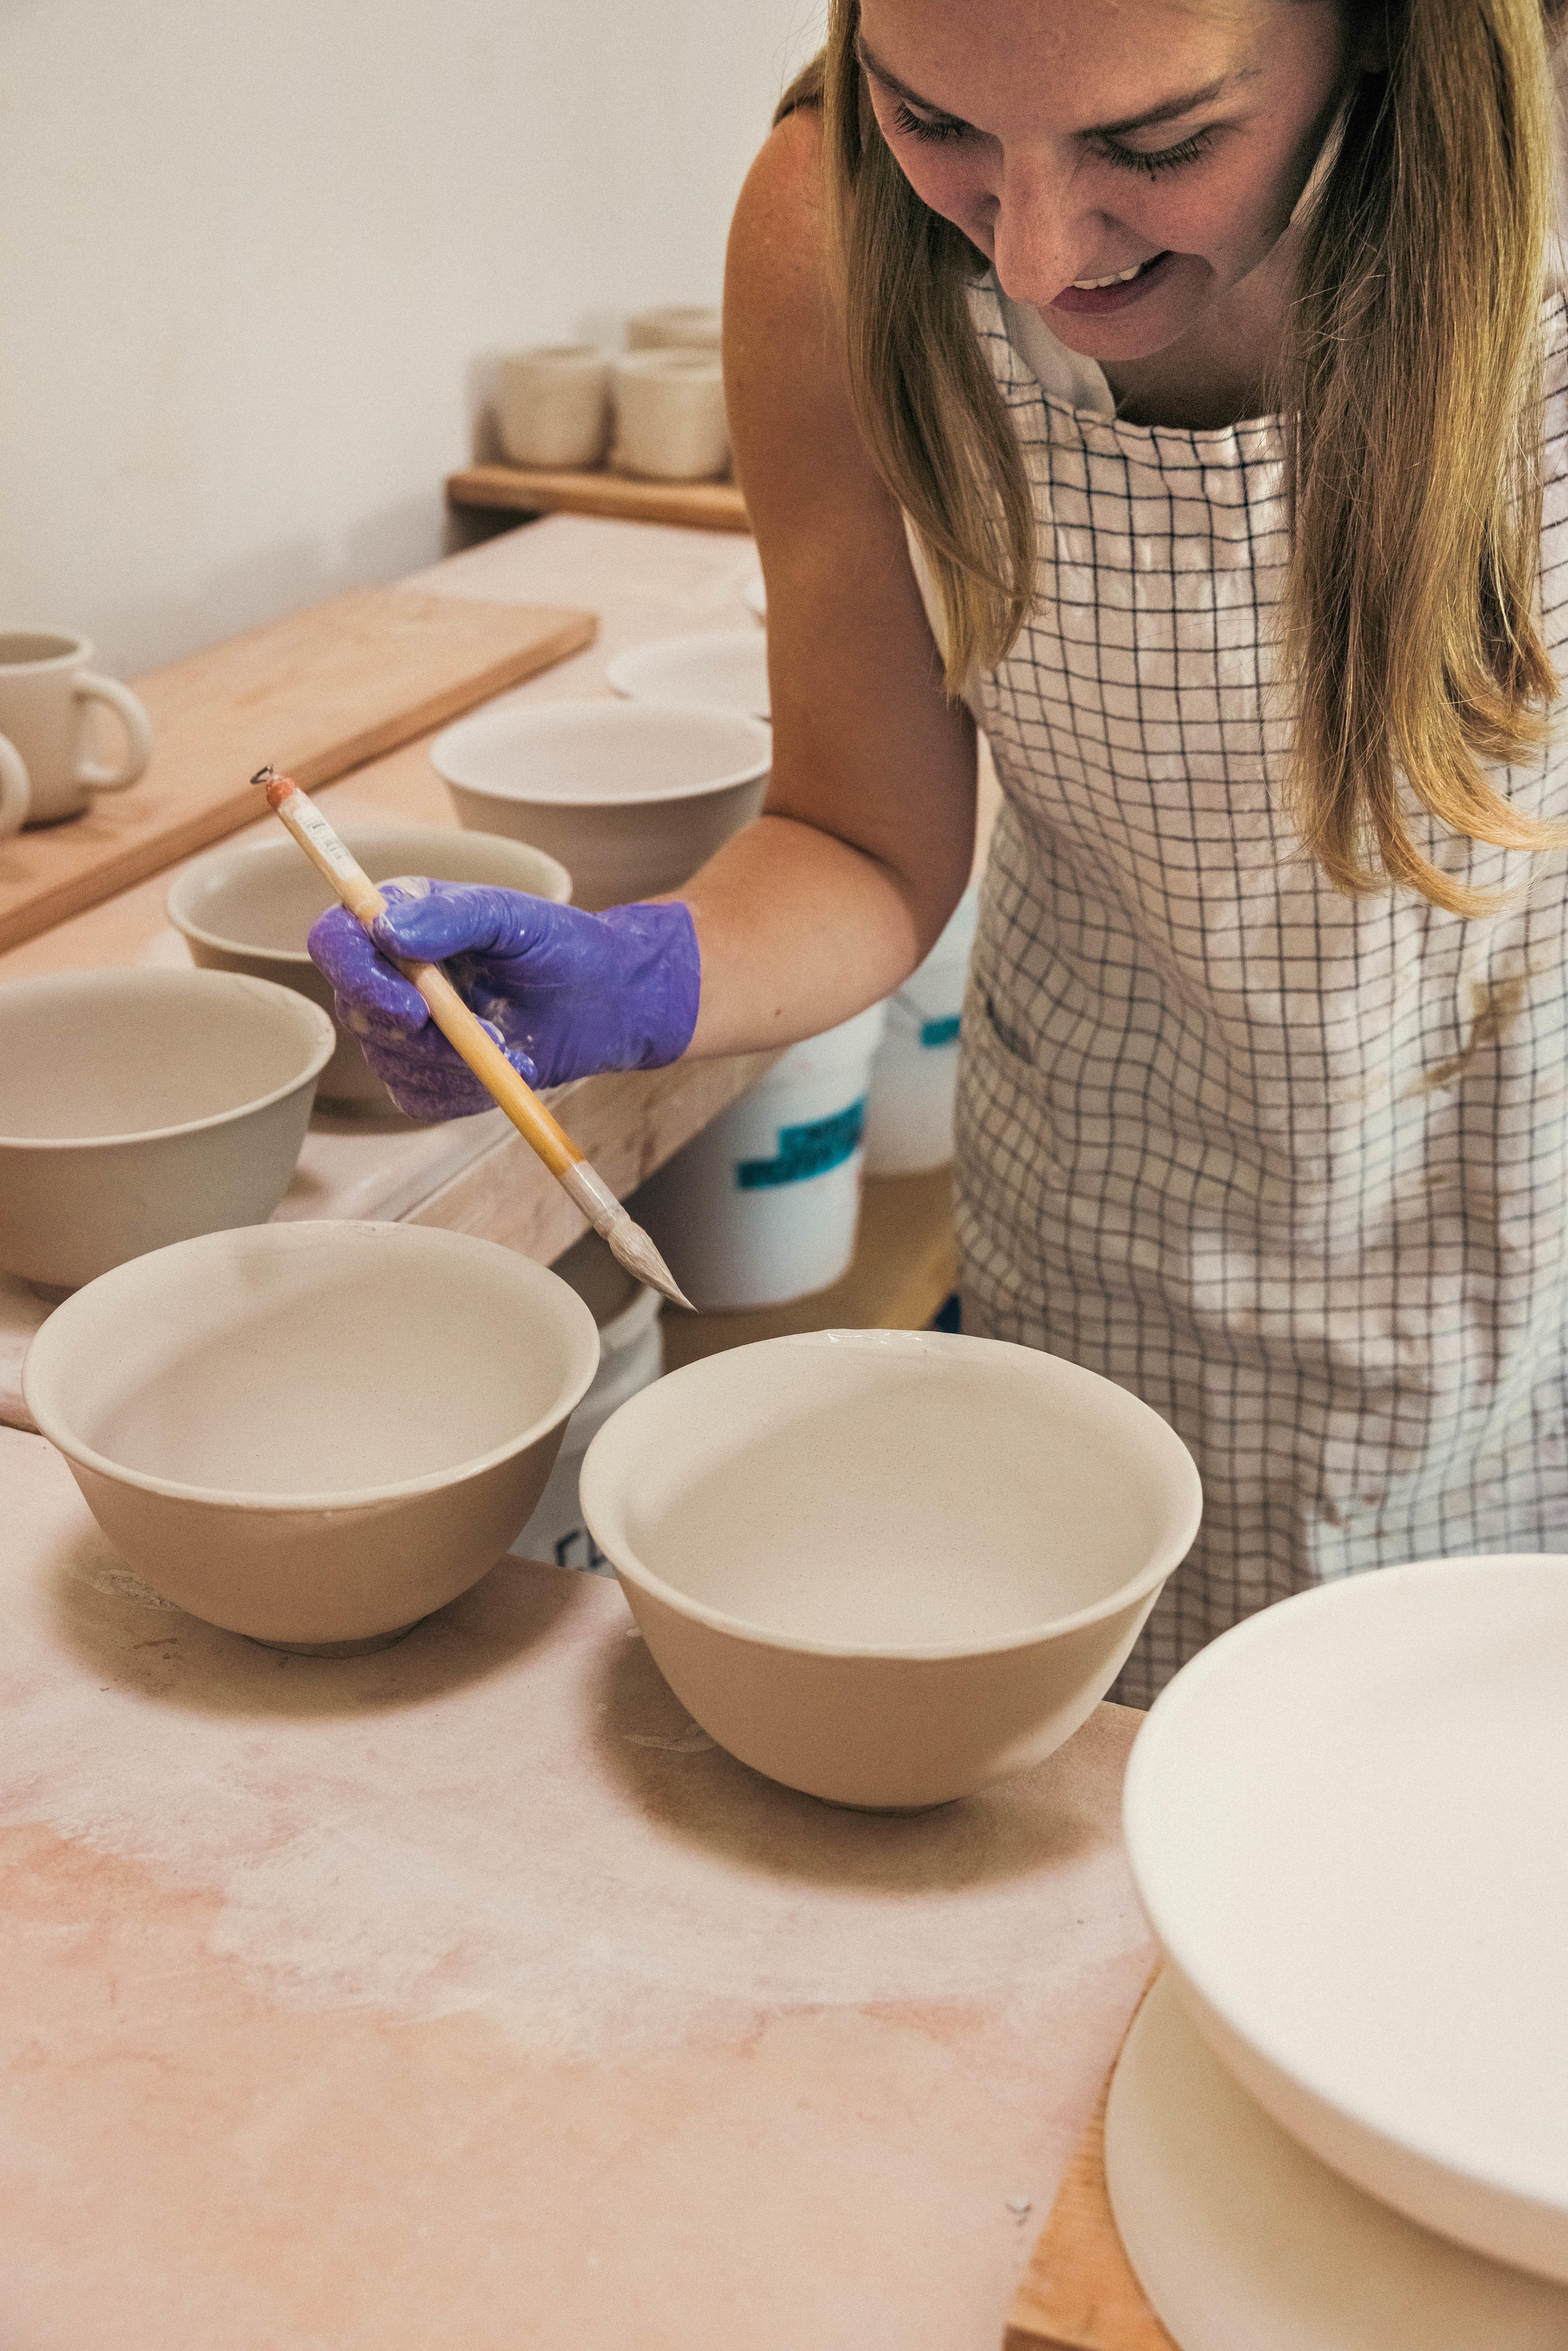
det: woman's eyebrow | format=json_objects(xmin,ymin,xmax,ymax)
[{"xmin": 854, "ymin": 37, "xmax": 1251, "ymax": 140}]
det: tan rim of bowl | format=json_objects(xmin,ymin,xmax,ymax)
[
  {"xmin": 430, "ymin": 699, "xmax": 773, "ymax": 809},
  {"xmin": 166, "ymin": 827, "xmax": 573, "ymax": 965},
  {"xmin": 579, "ymin": 1329, "xmax": 1203, "ymax": 1662},
  {"xmin": 23, "ymin": 1222, "xmax": 602, "ymax": 1514},
  {"xmin": 0, "ymin": 974, "xmax": 336, "ymax": 1150}
]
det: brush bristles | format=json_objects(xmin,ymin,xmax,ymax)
[{"xmin": 602, "ymin": 1211, "xmax": 694, "ymax": 1311}]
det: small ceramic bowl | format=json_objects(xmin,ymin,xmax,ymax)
[
  {"xmin": 23, "ymin": 1220, "xmax": 601, "ymax": 1652},
  {"xmin": 433, "ymin": 699, "xmax": 771, "ymax": 909},
  {"xmin": 168, "ymin": 824, "xmax": 572, "ymax": 1112},
  {"xmin": 495, "ymin": 344, "xmax": 613, "ymax": 470},
  {"xmin": 625, "ymin": 305, "xmax": 722, "ymax": 351},
  {"xmin": 579, "ymin": 1328, "xmax": 1202, "ymax": 1809},
  {"xmin": 611, "ymin": 350, "xmax": 729, "ymax": 481},
  {"xmin": 0, "ymin": 969, "xmax": 335, "ymax": 1290},
  {"xmin": 606, "ymin": 630, "xmax": 769, "ymax": 720}
]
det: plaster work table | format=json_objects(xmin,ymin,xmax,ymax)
[{"xmin": 0, "ymin": 1424, "xmax": 1153, "ymax": 2349}]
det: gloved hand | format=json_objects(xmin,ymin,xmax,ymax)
[{"xmin": 307, "ymin": 880, "xmax": 701, "ymax": 1122}]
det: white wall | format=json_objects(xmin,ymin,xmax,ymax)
[{"xmin": 0, "ymin": 0, "xmax": 824, "ymax": 676}]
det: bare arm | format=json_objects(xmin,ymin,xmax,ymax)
[{"xmin": 678, "ymin": 107, "xmax": 978, "ymax": 1058}]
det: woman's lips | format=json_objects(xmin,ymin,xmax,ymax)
[{"xmin": 1049, "ymin": 251, "xmax": 1176, "ymax": 316}]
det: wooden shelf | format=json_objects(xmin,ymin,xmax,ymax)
[
  {"xmin": 448, "ymin": 462, "xmax": 750, "ymax": 534},
  {"xmin": 659, "ymin": 1165, "xmax": 957, "ymax": 1370}
]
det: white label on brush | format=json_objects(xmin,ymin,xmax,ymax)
[{"xmin": 291, "ymin": 796, "xmax": 358, "ymax": 876}]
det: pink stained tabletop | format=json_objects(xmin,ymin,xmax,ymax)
[{"xmin": 0, "ymin": 1424, "xmax": 1154, "ymax": 2351}]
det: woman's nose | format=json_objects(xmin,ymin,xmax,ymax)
[{"xmin": 987, "ymin": 148, "xmax": 1105, "ymax": 310}]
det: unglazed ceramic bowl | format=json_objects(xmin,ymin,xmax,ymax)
[
  {"xmin": 1123, "ymin": 1554, "xmax": 1568, "ymax": 2285},
  {"xmin": 0, "ymin": 969, "xmax": 335, "ymax": 1290},
  {"xmin": 23, "ymin": 1221, "xmax": 600, "ymax": 1652},
  {"xmin": 432, "ymin": 699, "xmax": 771, "ymax": 910},
  {"xmin": 606, "ymin": 630, "xmax": 770, "ymax": 720},
  {"xmin": 579, "ymin": 1328, "xmax": 1202, "ymax": 1808},
  {"xmin": 167, "ymin": 823, "xmax": 572, "ymax": 1112}
]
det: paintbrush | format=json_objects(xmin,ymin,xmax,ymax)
[{"xmin": 252, "ymin": 767, "xmax": 694, "ymax": 1311}]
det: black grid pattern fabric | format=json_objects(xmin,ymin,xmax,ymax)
[{"xmin": 953, "ymin": 278, "xmax": 1568, "ymax": 1705}]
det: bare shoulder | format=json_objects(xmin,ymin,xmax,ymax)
[
  {"xmin": 722, "ymin": 108, "xmax": 976, "ymax": 940},
  {"xmin": 724, "ymin": 109, "xmax": 888, "ymax": 553}
]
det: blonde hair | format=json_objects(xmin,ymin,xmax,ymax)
[{"xmin": 777, "ymin": 0, "xmax": 1567, "ymax": 914}]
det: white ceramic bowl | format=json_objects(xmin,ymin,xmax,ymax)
[
  {"xmin": 23, "ymin": 1221, "xmax": 600, "ymax": 1652},
  {"xmin": 432, "ymin": 699, "xmax": 772, "ymax": 910},
  {"xmin": 168, "ymin": 823, "xmax": 572, "ymax": 1112},
  {"xmin": 579, "ymin": 1328, "xmax": 1202, "ymax": 1809},
  {"xmin": 0, "ymin": 969, "xmax": 335, "ymax": 1290},
  {"xmin": 606, "ymin": 631, "xmax": 770, "ymax": 720},
  {"xmin": 1123, "ymin": 1555, "xmax": 1568, "ymax": 2284}
]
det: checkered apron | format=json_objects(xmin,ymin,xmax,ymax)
[{"xmin": 953, "ymin": 279, "xmax": 1568, "ymax": 1704}]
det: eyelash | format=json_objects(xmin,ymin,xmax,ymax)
[{"xmin": 889, "ymin": 100, "xmax": 1216, "ymax": 180}]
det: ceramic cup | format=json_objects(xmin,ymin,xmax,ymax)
[
  {"xmin": 625, "ymin": 305, "xmax": 722, "ymax": 351},
  {"xmin": 0, "ymin": 631, "xmax": 153, "ymax": 835},
  {"xmin": 496, "ymin": 344, "xmax": 614, "ymax": 470},
  {"xmin": 610, "ymin": 351, "xmax": 729, "ymax": 483}
]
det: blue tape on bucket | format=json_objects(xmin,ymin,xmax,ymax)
[
  {"xmin": 736, "ymin": 1097, "xmax": 867, "ymax": 1190},
  {"xmin": 920, "ymin": 1015, "xmax": 961, "ymax": 1048}
]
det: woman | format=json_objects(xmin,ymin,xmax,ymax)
[{"xmin": 315, "ymin": 0, "xmax": 1568, "ymax": 1703}]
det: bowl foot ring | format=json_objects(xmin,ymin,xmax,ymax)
[{"xmin": 247, "ymin": 1620, "xmax": 424, "ymax": 1658}]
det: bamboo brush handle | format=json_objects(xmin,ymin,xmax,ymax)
[{"xmin": 261, "ymin": 776, "xmax": 584, "ymax": 1180}]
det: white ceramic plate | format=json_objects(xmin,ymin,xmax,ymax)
[
  {"xmin": 1105, "ymin": 1973, "xmax": 1568, "ymax": 2351},
  {"xmin": 606, "ymin": 631, "xmax": 769, "ymax": 719},
  {"xmin": 1123, "ymin": 1555, "xmax": 1568, "ymax": 2282},
  {"xmin": 742, "ymin": 570, "xmax": 766, "ymax": 622}
]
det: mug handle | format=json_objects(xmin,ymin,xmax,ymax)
[
  {"xmin": 0, "ymin": 732, "xmax": 29, "ymax": 837},
  {"xmin": 74, "ymin": 673, "xmax": 153, "ymax": 792}
]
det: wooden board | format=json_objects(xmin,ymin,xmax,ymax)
[
  {"xmin": 1005, "ymin": 1988, "xmax": 1176, "ymax": 2351},
  {"xmin": 659, "ymin": 1165, "xmax": 958, "ymax": 1371},
  {"xmin": 0, "ymin": 587, "xmax": 595, "ymax": 953},
  {"xmin": 448, "ymin": 461, "xmax": 751, "ymax": 533}
]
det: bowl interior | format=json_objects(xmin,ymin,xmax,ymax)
[
  {"xmin": 0, "ymin": 972, "xmax": 326, "ymax": 1141},
  {"xmin": 608, "ymin": 632, "xmax": 770, "ymax": 720},
  {"xmin": 171, "ymin": 826, "xmax": 571, "ymax": 958},
  {"xmin": 585, "ymin": 1333, "xmax": 1198, "ymax": 1651},
  {"xmin": 38, "ymin": 1226, "xmax": 598, "ymax": 1498},
  {"xmin": 432, "ymin": 700, "xmax": 772, "ymax": 807}
]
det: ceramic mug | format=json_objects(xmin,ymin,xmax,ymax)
[
  {"xmin": 496, "ymin": 345, "xmax": 613, "ymax": 470},
  {"xmin": 610, "ymin": 350, "xmax": 729, "ymax": 483},
  {"xmin": 0, "ymin": 631, "xmax": 153, "ymax": 834},
  {"xmin": 625, "ymin": 305, "xmax": 722, "ymax": 352}
]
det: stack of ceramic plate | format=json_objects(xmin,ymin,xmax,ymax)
[{"xmin": 1113, "ymin": 1554, "xmax": 1568, "ymax": 2351}]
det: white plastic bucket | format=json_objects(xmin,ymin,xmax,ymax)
[
  {"xmin": 630, "ymin": 1001, "xmax": 888, "ymax": 1311},
  {"xmin": 862, "ymin": 887, "xmax": 979, "ymax": 1176},
  {"xmin": 512, "ymin": 1239, "xmax": 664, "ymax": 1575}
]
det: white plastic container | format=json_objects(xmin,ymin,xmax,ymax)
[
  {"xmin": 629, "ymin": 1002, "xmax": 888, "ymax": 1312},
  {"xmin": 513, "ymin": 1232, "xmax": 665, "ymax": 1574},
  {"xmin": 862, "ymin": 887, "xmax": 980, "ymax": 1176}
]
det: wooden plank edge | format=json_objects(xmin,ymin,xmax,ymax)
[
  {"xmin": 447, "ymin": 464, "xmax": 752, "ymax": 533},
  {"xmin": 1003, "ymin": 1976, "xmax": 1176, "ymax": 2351},
  {"xmin": 0, "ymin": 605, "xmax": 596, "ymax": 957}
]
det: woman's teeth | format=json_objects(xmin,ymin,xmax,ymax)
[{"xmin": 1070, "ymin": 260, "xmax": 1152, "ymax": 289}]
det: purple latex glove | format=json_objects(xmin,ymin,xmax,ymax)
[{"xmin": 307, "ymin": 880, "xmax": 701, "ymax": 1122}]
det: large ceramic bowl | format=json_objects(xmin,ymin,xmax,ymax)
[
  {"xmin": 431, "ymin": 699, "xmax": 771, "ymax": 909},
  {"xmin": 1122, "ymin": 1554, "xmax": 1568, "ymax": 2285},
  {"xmin": 579, "ymin": 1328, "xmax": 1202, "ymax": 1809},
  {"xmin": 167, "ymin": 822, "xmax": 572, "ymax": 1112},
  {"xmin": 23, "ymin": 1221, "xmax": 601, "ymax": 1652},
  {"xmin": 0, "ymin": 968, "xmax": 335, "ymax": 1290}
]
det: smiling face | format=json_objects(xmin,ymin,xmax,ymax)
[{"xmin": 857, "ymin": 0, "xmax": 1354, "ymax": 366}]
